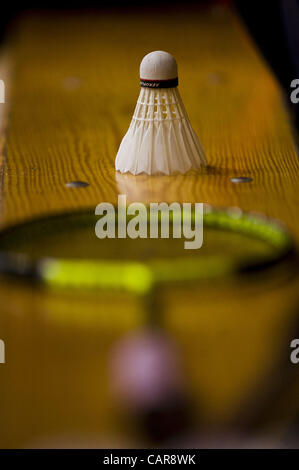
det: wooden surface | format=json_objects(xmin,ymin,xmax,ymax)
[
  {"xmin": 0, "ymin": 6, "xmax": 299, "ymax": 448},
  {"xmin": 2, "ymin": 8, "xmax": 299, "ymax": 235}
]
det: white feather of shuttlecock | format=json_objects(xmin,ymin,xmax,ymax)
[{"xmin": 115, "ymin": 86, "xmax": 206, "ymax": 175}]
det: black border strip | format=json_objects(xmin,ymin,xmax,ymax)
[{"xmin": 140, "ymin": 77, "xmax": 178, "ymax": 88}]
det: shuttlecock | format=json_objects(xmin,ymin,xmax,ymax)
[{"xmin": 115, "ymin": 50, "xmax": 206, "ymax": 175}]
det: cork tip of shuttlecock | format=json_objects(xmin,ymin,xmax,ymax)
[{"xmin": 140, "ymin": 51, "xmax": 178, "ymax": 81}]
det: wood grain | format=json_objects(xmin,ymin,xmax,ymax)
[
  {"xmin": 1, "ymin": 9, "xmax": 299, "ymax": 236},
  {"xmin": 0, "ymin": 7, "xmax": 299, "ymax": 447}
]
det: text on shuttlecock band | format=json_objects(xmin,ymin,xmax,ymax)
[{"xmin": 140, "ymin": 77, "xmax": 178, "ymax": 88}]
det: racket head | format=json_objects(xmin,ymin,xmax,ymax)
[{"xmin": 0, "ymin": 205, "xmax": 295, "ymax": 293}]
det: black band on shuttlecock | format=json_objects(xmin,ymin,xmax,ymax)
[{"xmin": 140, "ymin": 77, "xmax": 178, "ymax": 88}]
